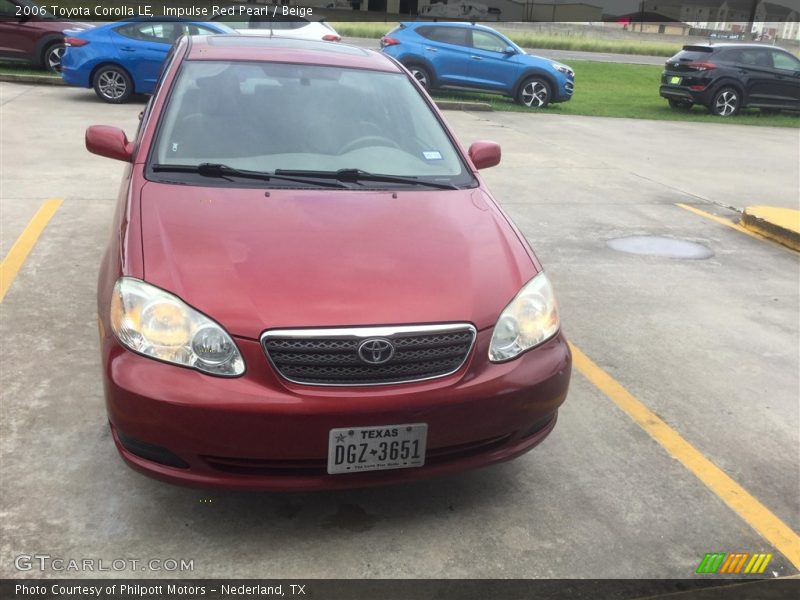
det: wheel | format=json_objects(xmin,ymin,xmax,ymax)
[
  {"xmin": 668, "ymin": 98, "xmax": 693, "ymax": 111},
  {"xmin": 517, "ymin": 77, "xmax": 551, "ymax": 109},
  {"xmin": 339, "ymin": 135, "xmax": 403, "ymax": 154},
  {"xmin": 41, "ymin": 41, "xmax": 65, "ymax": 72},
  {"xmin": 709, "ymin": 87, "xmax": 740, "ymax": 117},
  {"xmin": 93, "ymin": 66, "xmax": 133, "ymax": 104},
  {"xmin": 407, "ymin": 64, "xmax": 432, "ymax": 91}
]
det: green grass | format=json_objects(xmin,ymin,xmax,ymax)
[
  {"xmin": 433, "ymin": 61, "xmax": 799, "ymax": 128},
  {"xmin": 2, "ymin": 59, "xmax": 796, "ymax": 128},
  {"xmin": 336, "ymin": 22, "xmax": 800, "ymax": 58},
  {"xmin": 0, "ymin": 61, "xmax": 59, "ymax": 77},
  {"xmin": 336, "ymin": 22, "xmax": 681, "ymax": 57}
]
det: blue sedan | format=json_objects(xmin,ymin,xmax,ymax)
[
  {"xmin": 381, "ymin": 22, "xmax": 574, "ymax": 109},
  {"xmin": 61, "ymin": 18, "xmax": 233, "ymax": 103}
]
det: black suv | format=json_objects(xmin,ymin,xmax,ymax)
[{"xmin": 660, "ymin": 43, "xmax": 800, "ymax": 116}]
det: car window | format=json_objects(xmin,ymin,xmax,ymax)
[
  {"xmin": 771, "ymin": 51, "xmax": 800, "ymax": 71},
  {"xmin": 187, "ymin": 24, "xmax": 218, "ymax": 36},
  {"xmin": 151, "ymin": 61, "xmax": 472, "ymax": 186},
  {"xmin": 715, "ymin": 49, "xmax": 741, "ymax": 63},
  {"xmin": 250, "ymin": 15, "xmax": 307, "ymax": 29},
  {"xmin": 116, "ymin": 23, "xmax": 182, "ymax": 44},
  {"xmin": 739, "ymin": 49, "xmax": 772, "ymax": 68},
  {"xmin": 670, "ymin": 48, "xmax": 714, "ymax": 63},
  {"xmin": 471, "ymin": 31, "xmax": 507, "ymax": 53},
  {"xmin": 423, "ymin": 27, "xmax": 470, "ymax": 47}
]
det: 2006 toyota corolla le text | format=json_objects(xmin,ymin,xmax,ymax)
[{"xmin": 88, "ymin": 35, "xmax": 572, "ymax": 490}]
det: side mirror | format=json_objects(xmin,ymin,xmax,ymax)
[
  {"xmin": 85, "ymin": 125, "xmax": 132, "ymax": 162},
  {"xmin": 503, "ymin": 46, "xmax": 516, "ymax": 55},
  {"xmin": 468, "ymin": 141, "xmax": 501, "ymax": 170}
]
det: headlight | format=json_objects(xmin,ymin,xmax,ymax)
[
  {"xmin": 554, "ymin": 64, "xmax": 574, "ymax": 78},
  {"xmin": 110, "ymin": 278, "xmax": 245, "ymax": 376},
  {"xmin": 489, "ymin": 273, "xmax": 560, "ymax": 362}
]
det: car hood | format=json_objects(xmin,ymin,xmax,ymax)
[{"xmin": 139, "ymin": 182, "xmax": 536, "ymax": 339}]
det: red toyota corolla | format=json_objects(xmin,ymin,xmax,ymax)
[{"xmin": 89, "ymin": 35, "xmax": 571, "ymax": 490}]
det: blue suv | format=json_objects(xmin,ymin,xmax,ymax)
[{"xmin": 381, "ymin": 22, "xmax": 574, "ymax": 108}]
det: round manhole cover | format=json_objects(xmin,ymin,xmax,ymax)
[{"xmin": 607, "ymin": 235, "xmax": 714, "ymax": 259}]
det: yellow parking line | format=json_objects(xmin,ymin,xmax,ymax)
[
  {"xmin": 569, "ymin": 342, "xmax": 800, "ymax": 570},
  {"xmin": 0, "ymin": 199, "xmax": 63, "ymax": 302},
  {"xmin": 676, "ymin": 203, "xmax": 798, "ymax": 253}
]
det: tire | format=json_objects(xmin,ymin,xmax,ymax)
[
  {"xmin": 668, "ymin": 98, "xmax": 693, "ymax": 111},
  {"xmin": 516, "ymin": 77, "xmax": 552, "ymax": 109},
  {"xmin": 93, "ymin": 66, "xmax": 133, "ymax": 104},
  {"xmin": 407, "ymin": 64, "xmax": 433, "ymax": 91},
  {"xmin": 709, "ymin": 86, "xmax": 740, "ymax": 117},
  {"xmin": 41, "ymin": 41, "xmax": 66, "ymax": 73}
]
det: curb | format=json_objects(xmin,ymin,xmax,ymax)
[
  {"xmin": 740, "ymin": 205, "xmax": 800, "ymax": 252},
  {"xmin": 435, "ymin": 100, "xmax": 493, "ymax": 112},
  {"xmin": 0, "ymin": 73, "xmax": 64, "ymax": 86}
]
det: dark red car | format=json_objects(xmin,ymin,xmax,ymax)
[
  {"xmin": 0, "ymin": 0, "xmax": 90, "ymax": 71},
  {"xmin": 88, "ymin": 35, "xmax": 571, "ymax": 490}
]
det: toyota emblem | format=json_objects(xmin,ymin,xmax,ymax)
[{"xmin": 357, "ymin": 338, "xmax": 395, "ymax": 365}]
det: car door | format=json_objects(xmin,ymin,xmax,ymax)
[
  {"xmin": 767, "ymin": 50, "xmax": 800, "ymax": 109},
  {"xmin": 110, "ymin": 22, "xmax": 181, "ymax": 93},
  {"xmin": 415, "ymin": 26, "xmax": 472, "ymax": 87},
  {"xmin": 0, "ymin": 0, "xmax": 33, "ymax": 60},
  {"xmin": 736, "ymin": 48, "xmax": 779, "ymax": 106},
  {"xmin": 467, "ymin": 29, "xmax": 519, "ymax": 91}
]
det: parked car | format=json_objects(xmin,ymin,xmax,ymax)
[
  {"xmin": 660, "ymin": 43, "xmax": 800, "ymax": 116},
  {"xmin": 86, "ymin": 36, "xmax": 571, "ymax": 490},
  {"xmin": 0, "ymin": 0, "xmax": 90, "ymax": 71},
  {"xmin": 210, "ymin": 10, "xmax": 341, "ymax": 42},
  {"xmin": 380, "ymin": 22, "xmax": 574, "ymax": 108},
  {"xmin": 60, "ymin": 18, "xmax": 234, "ymax": 103}
]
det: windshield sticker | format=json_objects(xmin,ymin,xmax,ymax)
[{"xmin": 423, "ymin": 151, "xmax": 443, "ymax": 160}]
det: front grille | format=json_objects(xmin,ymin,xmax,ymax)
[{"xmin": 261, "ymin": 324, "xmax": 476, "ymax": 386}]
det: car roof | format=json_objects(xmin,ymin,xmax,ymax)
[
  {"xmin": 686, "ymin": 42, "xmax": 793, "ymax": 51},
  {"xmin": 87, "ymin": 19, "xmax": 229, "ymax": 33},
  {"xmin": 185, "ymin": 35, "xmax": 402, "ymax": 72},
  {"xmin": 402, "ymin": 21, "xmax": 502, "ymax": 34}
]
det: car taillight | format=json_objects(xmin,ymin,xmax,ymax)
[
  {"xmin": 322, "ymin": 34, "xmax": 341, "ymax": 42},
  {"xmin": 64, "ymin": 37, "xmax": 89, "ymax": 47},
  {"xmin": 381, "ymin": 37, "xmax": 400, "ymax": 47},
  {"xmin": 688, "ymin": 62, "xmax": 716, "ymax": 71}
]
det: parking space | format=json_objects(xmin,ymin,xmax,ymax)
[{"xmin": 1, "ymin": 81, "xmax": 798, "ymax": 579}]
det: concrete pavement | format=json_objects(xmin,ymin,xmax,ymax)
[{"xmin": 1, "ymin": 82, "xmax": 798, "ymax": 580}]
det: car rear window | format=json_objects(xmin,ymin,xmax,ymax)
[
  {"xmin": 150, "ymin": 60, "xmax": 473, "ymax": 186},
  {"xmin": 671, "ymin": 47, "xmax": 714, "ymax": 62}
]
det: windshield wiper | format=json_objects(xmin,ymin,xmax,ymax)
[
  {"xmin": 274, "ymin": 168, "xmax": 461, "ymax": 190},
  {"xmin": 151, "ymin": 163, "xmax": 348, "ymax": 188}
]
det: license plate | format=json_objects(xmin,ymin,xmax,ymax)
[
  {"xmin": 327, "ymin": 423, "xmax": 427, "ymax": 475},
  {"xmin": 670, "ymin": 76, "xmax": 681, "ymax": 85}
]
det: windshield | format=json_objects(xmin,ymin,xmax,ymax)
[{"xmin": 149, "ymin": 60, "xmax": 474, "ymax": 188}]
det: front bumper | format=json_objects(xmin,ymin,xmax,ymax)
[
  {"xmin": 102, "ymin": 328, "xmax": 571, "ymax": 490},
  {"xmin": 553, "ymin": 78, "xmax": 574, "ymax": 103}
]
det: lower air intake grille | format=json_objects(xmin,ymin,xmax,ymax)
[{"xmin": 261, "ymin": 324, "xmax": 476, "ymax": 386}]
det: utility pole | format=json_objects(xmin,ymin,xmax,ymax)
[{"xmin": 747, "ymin": 0, "xmax": 758, "ymax": 39}]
